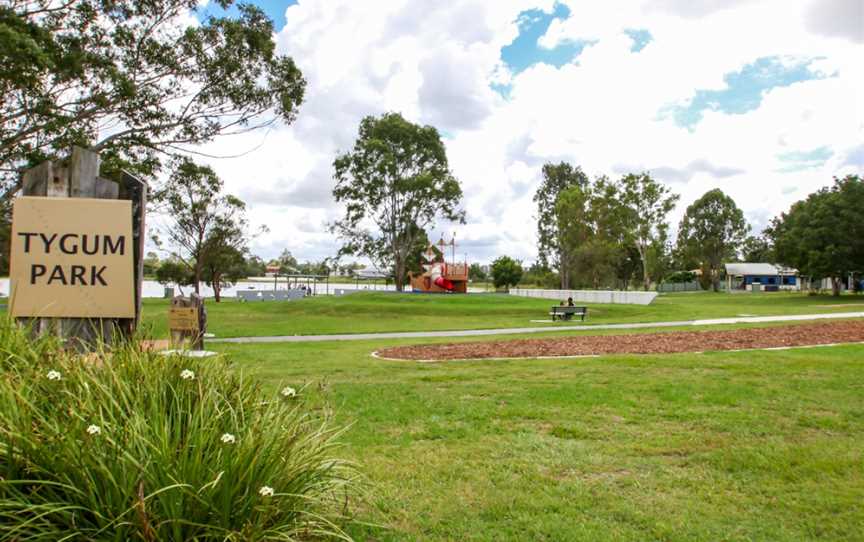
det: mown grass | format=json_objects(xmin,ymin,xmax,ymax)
[
  {"xmin": 210, "ymin": 330, "xmax": 864, "ymax": 541},
  {"xmin": 138, "ymin": 290, "xmax": 864, "ymax": 338}
]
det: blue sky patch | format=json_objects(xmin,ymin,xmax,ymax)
[
  {"xmin": 490, "ymin": 83, "xmax": 512, "ymax": 99},
  {"xmin": 776, "ymin": 146, "xmax": 833, "ymax": 172},
  {"xmin": 664, "ymin": 56, "xmax": 826, "ymax": 129},
  {"xmin": 501, "ymin": 3, "xmax": 591, "ymax": 74},
  {"xmin": 624, "ymin": 29, "xmax": 652, "ymax": 52},
  {"xmin": 197, "ymin": 0, "xmax": 295, "ymax": 30},
  {"xmin": 843, "ymin": 145, "xmax": 864, "ymax": 167}
]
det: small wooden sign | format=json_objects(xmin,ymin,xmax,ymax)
[{"xmin": 169, "ymin": 307, "xmax": 199, "ymax": 331}]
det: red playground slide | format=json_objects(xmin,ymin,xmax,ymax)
[{"xmin": 433, "ymin": 276, "xmax": 455, "ymax": 291}]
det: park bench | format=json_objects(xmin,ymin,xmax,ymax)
[{"xmin": 549, "ymin": 305, "xmax": 587, "ymax": 322}]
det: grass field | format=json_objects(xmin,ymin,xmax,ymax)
[
  {"xmin": 10, "ymin": 289, "xmax": 864, "ymax": 538},
  {"xmin": 211, "ymin": 329, "xmax": 864, "ymax": 541},
  {"xmin": 139, "ymin": 290, "xmax": 864, "ymax": 338}
]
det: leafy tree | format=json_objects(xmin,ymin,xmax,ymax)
[
  {"xmin": 277, "ymin": 250, "xmax": 299, "ymax": 274},
  {"xmin": 551, "ymin": 175, "xmax": 658, "ymax": 290},
  {"xmin": 533, "ymin": 162, "xmax": 589, "ymax": 288},
  {"xmin": 201, "ymin": 234, "xmax": 247, "ymax": 302},
  {"xmin": 741, "ymin": 234, "xmax": 774, "ymax": 262},
  {"xmin": 335, "ymin": 261, "xmax": 363, "ymax": 277},
  {"xmin": 469, "ymin": 263, "xmax": 487, "ymax": 282},
  {"xmin": 243, "ymin": 255, "xmax": 268, "ymax": 277},
  {"xmin": 584, "ymin": 177, "xmax": 633, "ymax": 289},
  {"xmin": 491, "ymin": 256, "xmax": 523, "ymax": 291},
  {"xmin": 155, "ymin": 260, "xmax": 195, "ymax": 296},
  {"xmin": 1, "ymin": 0, "xmax": 305, "ymax": 194},
  {"xmin": 331, "ymin": 113, "xmax": 464, "ymax": 291},
  {"xmin": 676, "ymin": 189, "xmax": 749, "ymax": 291},
  {"xmin": 143, "ymin": 252, "xmax": 161, "ymax": 276},
  {"xmin": 554, "ymin": 184, "xmax": 592, "ymax": 287},
  {"xmin": 770, "ymin": 175, "xmax": 864, "ymax": 295},
  {"xmin": 520, "ymin": 262, "xmax": 559, "ymax": 288},
  {"xmin": 618, "ymin": 173, "xmax": 679, "ymax": 290},
  {"xmin": 295, "ymin": 260, "xmax": 331, "ymax": 276},
  {"xmin": 608, "ymin": 245, "xmax": 641, "ymax": 290},
  {"xmin": 152, "ymin": 158, "xmax": 253, "ymax": 294},
  {"xmin": 646, "ymin": 240, "xmax": 674, "ymax": 287}
]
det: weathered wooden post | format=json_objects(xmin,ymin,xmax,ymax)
[
  {"xmin": 168, "ymin": 294, "xmax": 207, "ymax": 350},
  {"xmin": 10, "ymin": 147, "xmax": 146, "ymax": 350}
]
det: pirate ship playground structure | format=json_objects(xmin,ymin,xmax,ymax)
[{"xmin": 408, "ymin": 234, "xmax": 469, "ymax": 293}]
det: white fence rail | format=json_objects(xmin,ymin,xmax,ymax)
[{"xmin": 509, "ymin": 288, "xmax": 658, "ymax": 305}]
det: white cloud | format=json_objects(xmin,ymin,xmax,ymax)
[
  {"xmin": 186, "ymin": 0, "xmax": 862, "ymax": 265},
  {"xmin": 804, "ymin": 0, "xmax": 864, "ymax": 43}
]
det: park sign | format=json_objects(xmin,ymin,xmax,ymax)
[
  {"xmin": 168, "ymin": 307, "xmax": 200, "ymax": 332},
  {"xmin": 9, "ymin": 196, "xmax": 135, "ymax": 318}
]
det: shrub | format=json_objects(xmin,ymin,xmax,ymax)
[
  {"xmin": 665, "ymin": 270, "xmax": 696, "ymax": 284},
  {"xmin": 0, "ymin": 321, "xmax": 357, "ymax": 540}
]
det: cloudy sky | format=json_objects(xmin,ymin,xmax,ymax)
[{"xmin": 190, "ymin": 0, "xmax": 863, "ymax": 265}]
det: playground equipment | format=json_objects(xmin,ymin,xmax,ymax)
[{"xmin": 409, "ymin": 234, "xmax": 469, "ymax": 293}]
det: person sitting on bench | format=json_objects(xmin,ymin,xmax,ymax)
[{"xmin": 549, "ymin": 302, "xmax": 587, "ymax": 321}]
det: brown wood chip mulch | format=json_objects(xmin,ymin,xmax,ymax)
[{"xmin": 376, "ymin": 320, "xmax": 864, "ymax": 361}]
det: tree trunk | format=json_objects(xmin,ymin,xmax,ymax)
[
  {"xmin": 194, "ymin": 262, "xmax": 202, "ymax": 295},
  {"xmin": 831, "ymin": 277, "xmax": 841, "ymax": 297},
  {"xmin": 637, "ymin": 243, "xmax": 650, "ymax": 291},
  {"xmin": 394, "ymin": 257, "xmax": 405, "ymax": 292},
  {"xmin": 213, "ymin": 272, "xmax": 221, "ymax": 302}
]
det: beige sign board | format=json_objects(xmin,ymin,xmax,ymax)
[
  {"xmin": 10, "ymin": 196, "xmax": 134, "ymax": 318},
  {"xmin": 169, "ymin": 307, "xmax": 200, "ymax": 331}
]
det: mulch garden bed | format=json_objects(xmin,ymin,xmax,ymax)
[{"xmin": 376, "ymin": 320, "xmax": 864, "ymax": 361}]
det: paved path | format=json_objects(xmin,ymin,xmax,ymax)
[{"xmin": 210, "ymin": 311, "xmax": 864, "ymax": 344}]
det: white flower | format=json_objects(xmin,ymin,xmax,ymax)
[
  {"xmin": 86, "ymin": 424, "xmax": 101, "ymax": 436},
  {"xmin": 220, "ymin": 433, "xmax": 236, "ymax": 444},
  {"xmin": 46, "ymin": 370, "xmax": 62, "ymax": 381},
  {"xmin": 258, "ymin": 486, "xmax": 274, "ymax": 497},
  {"xmin": 180, "ymin": 369, "xmax": 195, "ymax": 380},
  {"xmin": 280, "ymin": 386, "xmax": 296, "ymax": 398}
]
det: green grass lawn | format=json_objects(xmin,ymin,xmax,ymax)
[
  {"xmin": 6, "ymin": 287, "xmax": 863, "ymax": 538},
  {"xmin": 139, "ymin": 290, "xmax": 864, "ymax": 338},
  {"xmin": 210, "ymin": 331, "xmax": 864, "ymax": 541}
]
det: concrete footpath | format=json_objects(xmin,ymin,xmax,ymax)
[{"xmin": 209, "ymin": 311, "xmax": 864, "ymax": 344}]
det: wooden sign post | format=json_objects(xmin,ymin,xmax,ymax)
[
  {"xmin": 12, "ymin": 147, "xmax": 146, "ymax": 350},
  {"xmin": 169, "ymin": 294, "xmax": 206, "ymax": 350}
]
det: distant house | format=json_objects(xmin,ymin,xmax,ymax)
[{"xmin": 724, "ymin": 263, "xmax": 799, "ymax": 292}]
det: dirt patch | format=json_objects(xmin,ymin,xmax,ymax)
[{"xmin": 376, "ymin": 320, "xmax": 864, "ymax": 361}]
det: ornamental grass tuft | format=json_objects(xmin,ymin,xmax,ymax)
[{"xmin": 0, "ymin": 321, "xmax": 358, "ymax": 541}]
